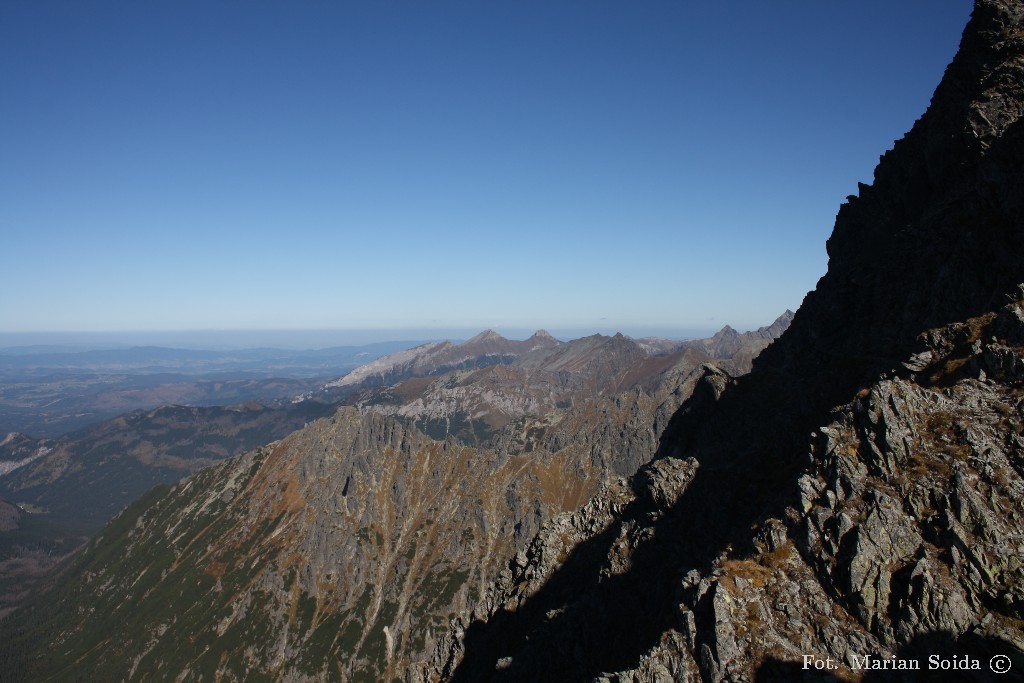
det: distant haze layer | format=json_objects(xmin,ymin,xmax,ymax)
[{"xmin": 0, "ymin": 326, "xmax": 725, "ymax": 351}]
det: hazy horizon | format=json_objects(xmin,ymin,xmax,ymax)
[{"xmin": 0, "ymin": 321, "xmax": 751, "ymax": 351}]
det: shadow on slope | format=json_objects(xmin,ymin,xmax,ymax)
[
  {"xmin": 450, "ymin": 283, "xmax": 1024, "ymax": 682},
  {"xmin": 447, "ymin": 357, "xmax": 872, "ymax": 681}
]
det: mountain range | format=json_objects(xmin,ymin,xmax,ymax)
[
  {"xmin": 0, "ymin": 318, "xmax": 787, "ymax": 626},
  {"xmin": 320, "ymin": 329, "xmax": 562, "ymax": 393},
  {"xmin": 347, "ymin": 314, "xmax": 792, "ymax": 450},
  {"xmin": 1, "ymin": 0, "xmax": 1022, "ymax": 680}
]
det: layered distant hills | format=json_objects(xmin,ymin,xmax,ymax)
[
  {"xmin": 0, "ymin": 401, "xmax": 341, "ymax": 535},
  {"xmin": 0, "ymin": 341, "xmax": 423, "ymax": 437}
]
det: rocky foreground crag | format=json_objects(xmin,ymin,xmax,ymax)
[{"xmin": 431, "ymin": 1, "xmax": 1024, "ymax": 681}]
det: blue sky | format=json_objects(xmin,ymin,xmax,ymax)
[{"xmin": 1, "ymin": 0, "xmax": 973, "ymax": 345}]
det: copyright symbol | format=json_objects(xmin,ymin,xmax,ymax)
[{"xmin": 991, "ymin": 654, "xmax": 1012, "ymax": 674}]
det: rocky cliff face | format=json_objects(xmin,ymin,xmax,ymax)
[
  {"xmin": 429, "ymin": 2, "xmax": 1024, "ymax": 680},
  {"xmin": 434, "ymin": 306, "xmax": 1024, "ymax": 681},
  {"xmin": 0, "ymin": 395, "xmax": 678, "ymax": 681}
]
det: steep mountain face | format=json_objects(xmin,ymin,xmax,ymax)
[
  {"xmin": 434, "ymin": 307, "xmax": 1024, "ymax": 682},
  {"xmin": 0, "ymin": 404, "xmax": 660, "ymax": 681},
  {"xmin": 759, "ymin": 0, "xmax": 1024, "ymax": 402},
  {"xmin": 426, "ymin": 2, "xmax": 1024, "ymax": 680}
]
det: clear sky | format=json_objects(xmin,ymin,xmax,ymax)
[{"xmin": 1, "ymin": 0, "xmax": 973, "ymax": 345}]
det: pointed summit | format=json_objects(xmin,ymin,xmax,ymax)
[
  {"xmin": 527, "ymin": 329, "xmax": 561, "ymax": 350},
  {"xmin": 761, "ymin": 310, "xmax": 796, "ymax": 338},
  {"xmin": 462, "ymin": 329, "xmax": 507, "ymax": 346}
]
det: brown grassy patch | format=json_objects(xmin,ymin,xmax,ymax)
[
  {"xmin": 929, "ymin": 357, "xmax": 972, "ymax": 386},
  {"xmin": 617, "ymin": 352, "xmax": 684, "ymax": 391},
  {"xmin": 720, "ymin": 559, "xmax": 773, "ymax": 590},
  {"xmin": 535, "ymin": 457, "xmax": 598, "ymax": 512},
  {"xmin": 393, "ymin": 376, "xmax": 436, "ymax": 402},
  {"xmin": 759, "ymin": 543, "xmax": 795, "ymax": 571}
]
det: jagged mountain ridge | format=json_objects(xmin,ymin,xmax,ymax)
[
  {"xmin": 322, "ymin": 317, "xmax": 791, "ymax": 401},
  {"xmin": 435, "ymin": 306, "xmax": 1024, "ymax": 682},
  {"xmin": 429, "ymin": 1, "xmax": 1024, "ymax": 680},
  {"xmin": 675, "ymin": 309, "xmax": 794, "ymax": 370},
  {"xmin": 351, "ymin": 315, "xmax": 792, "ymax": 451}
]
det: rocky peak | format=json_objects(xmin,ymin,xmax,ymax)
[
  {"xmin": 763, "ymin": 309, "xmax": 794, "ymax": 336},
  {"xmin": 758, "ymin": 0, "xmax": 1024, "ymax": 398},
  {"xmin": 462, "ymin": 329, "xmax": 507, "ymax": 345},
  {"xmin": 528, "ymin": 329, "xmax": 558, "ymax": 343}
]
